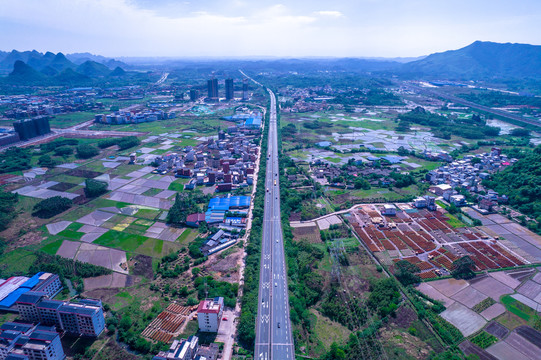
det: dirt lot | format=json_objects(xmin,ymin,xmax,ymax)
[
  {"xmin": 65, "ymin": 168, "xmax": 103, "ymax": 178},
  {"xmin": 459, "ymin": 340, "xmax": 498, "ymax": 360},
  {"xmin": 380, "ymin": 327, "xmax": 433, "ymax": 359},
  {"xmin": 207, "ymin": 248, "xmax": 243, "ymax": 283},
  {"xmin": 485, "ymin": 321, "xmax": 509, "ymax": 339},
  {"xmin": 49, "ymin": 182, "xmax": 77, "ymax": 191},
  {"xmin": 292, "ymin": 225, "xmax": 321, "ymax": 243},
  {"xmin": 131, "ymin": 254, "xmax": 154, "ymax": 279}
]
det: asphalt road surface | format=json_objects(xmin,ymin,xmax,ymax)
[{"xmin": 249, "ymin": 81, "xmax": 294, "ymax": 360}]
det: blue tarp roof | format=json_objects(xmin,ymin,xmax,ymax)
[
  {"xmin": 0, "ymin": 288, "xmax": 30, "ymax": 309},
  {"xmin": 21, "ymin": 272, "xmax": 44, "ymax": 289}
]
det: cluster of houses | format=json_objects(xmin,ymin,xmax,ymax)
[
  {"xmin": 0, "ymin": 91, "xmax": 102, "ymax": 120},
  {"xmin": 153, "ymin": 127, "xmax": 261, "ymax": 193},
  {"xmin": 94, "ymin": 109, "xmax": 176, "ymax": 124},
  {"xmin": 186, "ymin": 195, "xmax": 251, "ymax": 255},
  {"xmin": 427, "ymin": 147, "xmax": 513, "ymax": 210}
]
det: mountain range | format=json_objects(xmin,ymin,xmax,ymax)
[
  {"xmin": 2, "ymin": 41, "xmax": 541, "ymax": 84},
  {"xmin": 0, "ymin": 50, "xmax": 127, "ymax": 74},
  {"xmin": 399, "ymin": 41, "xmax": 541, "ymax": 79}
]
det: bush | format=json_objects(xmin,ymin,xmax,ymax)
[
  {"xmin": 0, "ymin": 190, "xmax": 19, "ymax": 231},
  {"xmin": 84, "ymin": 178, "xmax": 108, "ymax": 198},
  {"xmin": 54, "ymin": 145, "xmax": 73, "ymax": 156},
  {"xmin": 98, "ymin": 136, "xmax": 141, "ymax": 150},
  {"xmin": 33, "ymin": 196, "xmax": 72, "ymax": 218},
  {"xmin": 76, "ymin": 144, "xmax": 99, "ymax": 159}
]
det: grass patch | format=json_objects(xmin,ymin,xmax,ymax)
[
  {"xmin": 110, "ymin": 164, "xmax": 144, "ymax": 176},
  {"xmin": 324, "ymin": 156, "xmax": 341, "ymax": 164},
  {"xmin": 0, "ymin": 249, "xmax": 37, "ymax": 277},
  {"xmin": 311, "ymin": 309, "xmax": 350, "ymax": 350},
  {"xmin": 168, "ymin": 178, "xmax": 189, "ymax": 192},
  {"xmin": 94, "ymin": 230, "xmax": 148, "ymax": 252},
  {"xmin": 49, "ymin": 174, "xmax": 86, "ymax": 184},
  {"xmin": 179, "ymin": 319, "xmax": 199, "ymax": 338},
  {"xmin": 177, "ymin": 228, "xmax": 197, "ymax": 244},
  {"xmin": 57, "ymin": 229, "xmax": 84, "ymax": 240},
  {"xmin": 142, "ymin": 188, "xmax": 163, "ymax": 197},
  {"xmin": 40, "ymin": 239, "xmax": 64, "ymax": 255},
  {"xmin": 90, "ymin": 198, "xmax": 131, "ymax": 209},
  {"xmin": 501, "ymin": 295, "xmax": 536, "ymax": 321},
  {"xmin": 444, "ymin": 213, "xmax": 466, "ymax": 228},
  {"xmin": 470, "ymin": 331, "xmax": 498, "ymax": 349},
  {"xmin": 135, "ymin": 209, "xmax": 160, "ymax": 220},
  {"xmin": 49, "ymin": 111, "xmax": 95, "ymax": 128},
  {"xmin": 472, "ymin": 297, "xmax": 496, "ymax": 313},
  {"xmin": 134, "ymin": 238, "xmax": 165, "ymax": 258}
]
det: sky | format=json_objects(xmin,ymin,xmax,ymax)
[{"xmin": 0, "ymin": 0, "xmax": 540, "ymax": 58}]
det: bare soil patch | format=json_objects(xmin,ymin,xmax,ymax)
[
  {"xmin": 131, "ymin": 254, "xmax": 154, "ymax": 279},
  {"xmin": 292, "ymin": 225, "xmax": 321, "ymax": 243},
  {"xmin": 207, "ymin": 248, "xmax": 242, "ymax": 283},
  {"xmin": 458, "ymin": 340, "xmax": 498, "ymax": 360},
  {"xmin": 49, "ymin": 182, "xmax": 76, "ymax": 191},
  {"xmin": 65, "ymin": 168, "xmax": 103, "ymax": 178},
  {"xmin": 389, "ymin": 305, "xmax": 418, "ymax": 329},
  {"xmin": 485, "ymin": 321, "xmax": 510, "ymax": 339}
]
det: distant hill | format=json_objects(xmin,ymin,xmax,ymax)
[
  {"xmin": 0, "ymin": 49, "xmax": 128, "ymax": 73},
  {"xmin": 401, "ymin": 41, "xmax": 541, "ymax": 79},
  {"xmin": 54, "ymin": 68, "xmax": 91, "ymax": 84},
  {"xmin": 8, "ymin": 60, "xmax": 47, "ymax": 83},
  {"xmin": 76, "ymin": 60, "xmax": 111, "ymax": 77},
  {"xmin": 109, "ymin": 66, "xmax": 127, "ymax": 77}
]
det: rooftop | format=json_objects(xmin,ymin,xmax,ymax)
[{"xmin": 197, "ymin": 297, "xmax": 223, "ymax": 314}]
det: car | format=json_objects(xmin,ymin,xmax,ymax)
[
  {"xmin": 276, "ymin": 239, "xmax": 278, "ymax": 243},
  {"xmin": 222, "ymin": 317, "xmax": 228, "ymax": 321},
  {"xmin": 277, "ymin": 322, "xmax": 281, "ymax": 328},
  {"xmin": 274, "ymin": 282, "xmax": 277, "ymax": 287}
]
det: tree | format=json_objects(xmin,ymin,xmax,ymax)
[
  {"xmin": 451, "ymin": 256, "xmax": 476, "ymax": 279},
  {"xmin": 84, "ymin": 179, "xmax": 108, "ymax": 198},
  {"xmin": 76, "ymin": 144, "xmax": 99, "ymax": 159},
  {"xmin": 367, "ymin": 278, "xmax": 401, "ymax": 317},
  {"xmin": 38, "ymin": 155, "xmax": 57, "ymax": 168},
  {"xmin": 394, "ymin": 260, "xmax": 421, "ymax": 286},
  {"xmin": 354, "ymin": 177, "xmax": 371, "ymax": 190},
  {"xmin": 167, "ymin": 193, "xmax": 199, "ymax": 225},
  {"xmin": 33, "ymin": 196, "xmax": 72, "ymax": 218},
  {"xmin": 510, "ymin": 128, "xmax": 531, "ymax": 137}
]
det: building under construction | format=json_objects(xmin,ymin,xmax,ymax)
[{"xmin": 13, "ymin": 116, "xmax": 51, "ymax": 141}]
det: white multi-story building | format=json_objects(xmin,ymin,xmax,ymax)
[
  {"xmin": 0, "ymin": 322, "xmax": 65, "ymax": 360},
  {"xmin": 16, "ymin": 295, "xmax": 104, "ymax": 337},
  {"xmin": 197, "ymin": 297, "xmax": 223, "ymax": 333}
]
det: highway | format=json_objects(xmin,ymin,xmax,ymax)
[{"xmin": 245, "ymin": 72, "xmax": 294, "ymax": 360}]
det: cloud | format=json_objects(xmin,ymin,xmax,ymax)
[
  {"xmin": 0, "ymin": 0, "xmax": 539, "ymax": 57},
  {"xmin": 314, "ymin": 10, "xmax": 344, "ymax": 18}
]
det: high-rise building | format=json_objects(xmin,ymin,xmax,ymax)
[
  {"xmin": 12, "ymin": 117, "xmax": 51, "ymax": 141},
  {"xmin": 242, "ymin": 80, "xmax": 249, "ymax": 101},
  {"xmin": 207, "ymin": 79, "xmax": 218, "ymax": 99},
  {"xmin": 225, "ymin": 78, "xmax": 234, "ymax": 100},
  {"xmin": 189, "ymin": 89, "xmax": 199, "ymax": 102}
]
